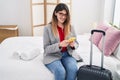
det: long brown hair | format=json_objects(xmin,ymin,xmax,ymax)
[{"xmin": 51, "ymin": 3, "xmax": 71, "ymax": 38}]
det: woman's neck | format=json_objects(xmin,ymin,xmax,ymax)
[{"xmin": 58, "ymin": 23, "xmax": 64, "ymax": 29}]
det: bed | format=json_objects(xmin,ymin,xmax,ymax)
[
  {"xmin": 0, "ymin": 34, "xmax": 120, "ymax": 80},
  {"xmin": 0, "ymin": 37, "xmax": 54, "ymax": 80}
]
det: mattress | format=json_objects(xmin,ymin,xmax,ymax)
[
  {"xmin": 0, "ymin": 37, "xmax": 54, "ymax": 80},
  {"xmin": 0, "ymin": 35, "xmax": 120, "ymax": 80}
]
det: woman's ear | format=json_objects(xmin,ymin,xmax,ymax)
[{"xmin": 55, "ymin": 11, "xmax": 57, "ymax": 16}]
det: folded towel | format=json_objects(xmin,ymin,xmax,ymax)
[{"xmin": 13, "ymin": 47, "xmax": 41, "ymax": 61}]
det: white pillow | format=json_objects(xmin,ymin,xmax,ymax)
[
  {"xmin": 114, "ymin": 43, "xmax": 120, "ymax": 60},
  {"xmin": 13, "ymin": 47, "xmax": 42, "ymax": 61}
]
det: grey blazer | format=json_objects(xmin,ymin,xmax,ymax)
[{"xmin": 43, "ymin": 24, "xmax": 80, "ymax": 64}]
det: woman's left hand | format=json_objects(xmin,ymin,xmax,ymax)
[{"xmin": 69, "ymin": 41, "xmax": 75, "ymax": 47}]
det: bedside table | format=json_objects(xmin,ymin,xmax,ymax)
[{"xmin": 0, "ymin": 25, "xmax": 18, "ymax": 43}]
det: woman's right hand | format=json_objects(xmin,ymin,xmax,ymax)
[{"xmin": 59, "ymin": 40, "xmax": 69, "ymax": 47}]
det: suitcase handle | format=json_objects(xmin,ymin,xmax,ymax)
[
  {"xmin": 91, "ymin": 30, "xmax": 105, "ymax": 35},
  {"xmin": 90, "ymin": 29, "xmax": 105, "ymax": 69}
]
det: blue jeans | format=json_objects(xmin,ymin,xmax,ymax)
[{"xmin": 45, "ymin": 52, "xmax": 78, "ymax": 80}]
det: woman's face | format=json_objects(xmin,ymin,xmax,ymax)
[{"xmin": 55, "ymin": 10, "xmax": 67, "ymax": 24}]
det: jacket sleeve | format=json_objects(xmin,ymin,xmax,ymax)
[
  {"xmin": 67, "ymin": 25, "xmax": 79, "ymax": 56},
  {"xmin": 69, "ymin": 25, "xmax": 79, "ymax": 49},
  {"xmin": 43, "ymin": 26, "xmax": 61, "ymax": 54}
]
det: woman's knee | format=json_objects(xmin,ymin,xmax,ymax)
[
  {"xmin": 52, "ymin": 66, "xmax": 66, "ymax": 80},
  {"xmin": 46, "ymin": 60, "xmax": 66, "ymax": 80},
  {"xmin": 68, "ymin": 65, "xmax": 78, "ymax": 73},
  {"xmin": 64, "ymin": 57, "xmax": 78, "ymax": 73},
  {"xmin": 55, "ymin": 67, "xmax": 66, "ymax": 78}
]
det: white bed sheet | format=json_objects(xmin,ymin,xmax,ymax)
[
  {"xmin": 0, "ymin": 35, "xmax": 120, "ymax": 80},
  {"xmin": 0, "ymin": 37, "xmax": 54, "ymax": 80}
]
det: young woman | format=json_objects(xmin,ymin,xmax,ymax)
[{"xmin": 43, "ymin": 3, "xmax": 80, "ymax": 80}]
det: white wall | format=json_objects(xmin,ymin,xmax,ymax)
[
  {"xmin": 103, "ymin": 0, "xmax": 115, "ymax": 23},
  {"xmin": 113, "ymin": 0, "xmax": 120, "ymax": 27},
  {"xmin": 0, "ymin": 0, "xmax": 115, "ymax": 36},
  {"xmin": 71, "ymin": 0, "xmax": 104, "ymax": 34},
  {"xmin": 0, "ymin": 0, "xmax": 32, "ymax": 36}
]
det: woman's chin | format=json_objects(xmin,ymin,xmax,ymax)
[{"xmin": 60, "ymin": 20, "xmax": 65, "ymax": 23}]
